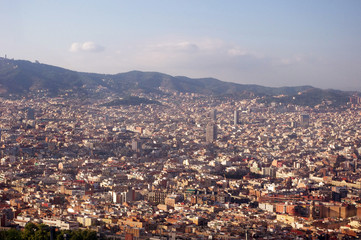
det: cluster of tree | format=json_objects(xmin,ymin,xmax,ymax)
[{"xmin": 0, "ymin": 222, "xmax": 103, "ymax": 240}]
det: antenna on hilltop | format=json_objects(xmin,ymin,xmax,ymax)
[{"xmin": 4, "ymin": 54, "xmax": 7, "ymax": 59}]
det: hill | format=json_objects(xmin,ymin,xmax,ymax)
[
  {"xmin": 0, "ymin": 57, "xmax": 357, "ymax": 106},
  {"xmin": 0, "ymin": 58, "xmax": 82, "ymax": 95}
]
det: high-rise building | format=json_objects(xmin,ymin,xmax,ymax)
[
  {"xmin": 209, "ymin": 109, "xmax": 217, "ymax": 121},
  {"xmin": 206, "ymin": 122, "xmax": 217, "ymax": 143},
  {"xmin": 350, "ymin": 96, "xmax": 361, "ymax": 105},
  {"xmin": 132, "ymin": 139, "xmax": 142, "ymax": 153},
  {"xmin": 300, "ymin": 114, "xmax": 310, "ymax": 127},
  {"xmin": 234, "ymin": 110, "xmax": 239, "ymax": 125},
  {"xmin": 262, "ymin": 167, "xmax": 277, "ymax": 178},
  {"xmin": 26, "ymin": 108, "xmax": 35, "ymax": 120},
  {"xmin": 291, "ymin": 121, "xmax": 298, "ymax": 128},
  {"xmin": 354, "ymin": 159, "xmax": 358, "ymax": 172},
  {"xmin": 112, "ymin": 189, "xmax": 137, "ymax": 204}
]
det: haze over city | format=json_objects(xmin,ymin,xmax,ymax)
[{"xmin": 1, "ymin": 0, "xmax": 361, "ymax": 91}]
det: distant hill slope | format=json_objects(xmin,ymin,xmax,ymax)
[
  {"xmin": 0, "ymin": 57, "xmax": 357, "ymax": 106},
  {"xmin": 0, "ymin": 58, "xmax": 82, "ymax": 94}
]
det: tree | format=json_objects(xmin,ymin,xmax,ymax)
[
  {"xmin": 22, "ymin": 222, "xmax": 38, "ymax": 240},
  {"xmin": 55, "ymin": 229, "xmax": 99, "ymax": 240},
  {"xmin": 0, "ymin": 230, "xmax": 7, "ymax": 240},
  {"xmin": 56, "ymin": 230, "xmax": 72, "ymax": 240},
  {"xmin": 6, "ymin": 229, "xmax": 23, "ymax": 240},
  {"xmin": 33, "ymin": 224, "xmax": 49, "ymax": 240},
  {"xmin": 80, "ymin": 230, "xmax": 97, "ymax": 240},
  {"xmin": 1, "ymin": 224, "xmax": 101, "ymax": 240}
]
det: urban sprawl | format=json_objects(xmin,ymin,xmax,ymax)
[{"xmin": 1, "ymin": 92, "xmax": 361, "ymax": 239}]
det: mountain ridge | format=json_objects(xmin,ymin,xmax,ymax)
[{"xmin": 0, "ymin": 57, "xmax": 357, "ymax": 106}]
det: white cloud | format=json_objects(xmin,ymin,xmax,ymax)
[
  {"xmin": 227, "ymin": 47, "xmax": 248, "ymax": 57},
  {"xmin": 69, "ymin": 41, "xmax": 104, "ymax": 53},
  {"xmin": 69, "ymin": 42, "xmax": 81, "ymax": 52},
  {"xmin": 277, "ymin": 55, "xmax": 305, "ymax": 66},
  {"xmin": 132, "ymin": 39, "xmax": 264, "ymax": 71},
  {"xmin": 151, "ymin": 41, "xmax": 199, "ymax": 52}
]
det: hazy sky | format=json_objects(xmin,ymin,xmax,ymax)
[{"xmin": 1, "ymin": 1, "xmax": 361, "ymax": 90}]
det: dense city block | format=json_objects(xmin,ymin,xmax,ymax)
[{"xmin": 0, "ymin": 92, "xmax": 361, "ymax": 239}]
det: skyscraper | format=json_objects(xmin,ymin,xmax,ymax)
[
  {"xmin": 206, "ymin": 122, "xmax": 217, "ymax": 143},
  {"xmin": 300, "ymin": 114, "xmax": 310, "ymax": 127},
  {"xmin": 26, "ymin": 108, "xmax": 35, "ymax": 120},
  {"xmin": 209, "ymin": 109, "xmax": 217, "ymax": 121},
  {"xmin": 350, "ymin": 96, "xmax": 361, "ymax": 105},
  {"xmin": 132, "ymin": 139, "xmax": 142, "ymax": 153},
  {"xmin": 234, "ymin": 110, "xmax": 239, "ymax": 125}
]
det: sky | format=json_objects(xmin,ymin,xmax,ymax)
[{"xmin": 1, "ymin": 0, "xmax": 361, "ymax": 91}]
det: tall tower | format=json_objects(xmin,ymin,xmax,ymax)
[
  {"xmin": 26, "ymin": 108, "xmax": 35, "ymax": 120},
  {"xmin": 354, "ymin": 159, "xmax": 358, "ymax": 172},
  {"xmin": 233, "ymin": 110, "xmax": 239, "ymax": 125},
  {"xmin": 132, "ymin": 139, "xmax": 142, "ymax": 153},
  {"xmin": 209, "ymin": 109, "xmax": 217, "ymax": 121},
  {"xmin": 300, "ymin": 114, "xmax": 310, "ymax": 127},
  {"xmin": 206, "ymin": 122, "xmax": 217, "ymax": 143}
]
